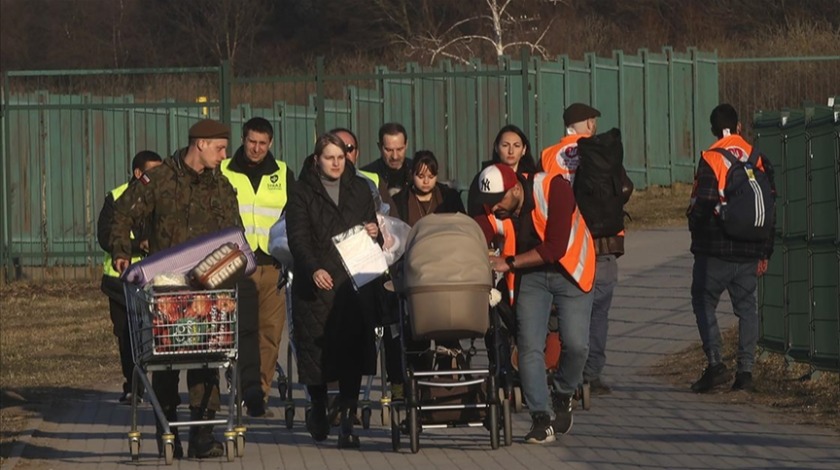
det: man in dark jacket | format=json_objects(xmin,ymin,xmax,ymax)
[
  {"xmin": 687, "ymin": 103, "xmax": 775, "ymax": 394},
  {"xmin": 361, "ymin": 122, "xmax": 413, "ymax": 196},
  {"xmin": 542, "ymin": 103, "xmax": 634, "ymax": 396},
  {"xmin": 111, "ymin": 119, "xmax": 243, "ymax": 459},
  {"xmin": 98, "ymin": 150, "xmax": 162, "ymax": 404}
]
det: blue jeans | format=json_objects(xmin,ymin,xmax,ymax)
[
  {"xmin": 583, "ymin": 254, "xmax": 618, "ymax": 382},
  {"xmin": 516, "ymin": 270, "xmax": 594, "ymax": 414},
  {"xmin": 691, "ymin": 255, "xmax": 759, "ymax": 373}
]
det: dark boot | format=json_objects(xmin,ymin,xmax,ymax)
[
  {"xmin": 155, "ymin": 407, "xmax": 183, "ymax": 459},
  {"xmin": 306, "ymin": 400, "xmax": 330, "ymax": 442},
  {"xmin": 187, "ymin": 408, "xmax": 224, "ymax": 459},
  {"xmin": 337, "ymin": 402, "xmax": 360, "ymax": 449}
]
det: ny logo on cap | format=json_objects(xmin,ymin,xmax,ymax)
[{"xmin": 481, "ymin": 178, "xmax": 491, "ymax": 192}]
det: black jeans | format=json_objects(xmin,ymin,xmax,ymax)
[
  {"xmin": 236, "ymin": 277, "xmax": 262, "ymax": 396},
  {"xmin": 108, "ymin": 297, "xmax": 138, "ymax": 394}
]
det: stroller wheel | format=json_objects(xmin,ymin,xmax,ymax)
[
  {"xmin": 512, "ymin": 386, "xmax": 523, "ymax": 413},
  {"xmin": 489, "ymin": 403, "xmax": 500, "ymax": 450},
  {"xmin": 284, "ymin": 405, "xmax": 295, "ymax": 430},
  {"xmin": 390, "ymin": 406, "xmax": 401, "ymax": 451},
  {"xmin": 361, "ymin": 406, "xmax": 372, "ymax": 430},
  {"xmin": 502, "ymin": 398, "xmax": 512, "ymax": 447},
  {"xmin": 408, "ymin": 406, "xmax": 420, "ymax": 454},
  {"xmin": 580, "ymin": 382, "xmax": 591, "ymax": 411},
  {"xmin": 381, "ymin": 403, "xmax": 391, "ymax": 427}
]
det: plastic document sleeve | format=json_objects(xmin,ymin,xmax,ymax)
[{"xmin": 331, "ymin": 225, "xmax": 388, "ymax": 290}]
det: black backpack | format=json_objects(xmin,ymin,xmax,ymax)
[
  {"xmin": 709, "ymin": 147, "xmax": 775, "ymax": 242},
  {"xmin": 574, "ymin": 128, "xmax": 628, "ymax": 238}
]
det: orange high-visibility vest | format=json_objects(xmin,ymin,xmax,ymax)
[
  {"xmin": 487, "ymin": 213, "xmax": 517, "ymax": 305},
  {"xmin": 540, "ymin": 134, "xmax": 585, "ymax": 183},
  {"xmin": 531, "ymin": 172, "xmax": 596, "ymax": 292},
  {"xmin": 698, "ymin": 134, "xmax": 766, "ymax": 213}
]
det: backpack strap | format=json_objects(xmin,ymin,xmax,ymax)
[
  {"xmin": 747, "ymin": 146, "xmax": 762, "ymax": 166},
  {"xmin": 709, "ymin": 147, "xmax": 740, "ymax": 166}
]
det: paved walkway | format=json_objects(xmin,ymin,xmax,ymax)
[{"xmin": 7, "ymin": 229, "xmax": 840, "ymax": 469}]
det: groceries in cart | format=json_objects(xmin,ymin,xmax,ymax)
[
  {"xmin": 143, "ymin": 288, "xmax": 237, "ymax": 354},
  {"xmin": 122, "ymin": 228, "xmax": 256, "ymax": 359}
]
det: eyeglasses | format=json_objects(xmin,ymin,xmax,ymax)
[{"xmin": 345, "ymin": 144, "xmax": 356, "ymax": 153}]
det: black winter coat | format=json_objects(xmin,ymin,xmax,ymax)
[{"xmin": 286, "ymin": 157, "xmax": 381, "ymax": 385}]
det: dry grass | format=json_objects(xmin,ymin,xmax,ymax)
[
  {"xmin": 0, "ymin": 282, "xmax": 120, "ymax": 462},
  {"xmin": 653, "ymin": 327, "xmax": 840, "ymax": 433},
  {"xmin": 624, "ymin": 182, "xmax": 693, "ymax": 230}
]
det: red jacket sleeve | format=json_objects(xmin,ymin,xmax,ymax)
[
  {"xmin": 473, "ymin": 214, "xmax": 495, "ymax": 247},
  {"xmin": 534, "ymin": 175, "xmax": 574, "ymax": 263}
]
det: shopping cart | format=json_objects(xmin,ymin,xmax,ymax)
[{"xmin": 124, "ymin": 284, "xmax": 244, "ymax": 464}]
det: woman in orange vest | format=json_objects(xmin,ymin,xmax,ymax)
[{"xmin": 473, "ymin": 163, "xmax": 595, "ymax": 445}]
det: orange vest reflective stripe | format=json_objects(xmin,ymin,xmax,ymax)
[
  {"xmin": 699, "ymin": 135, "xmax": 763, "ymax": 213},
  {"xmin": 540, "ymin": 134, "xmax": 585, "ymax": 183},
  {"xmin": 531, "ymin": 172, "xmax": 596, "ymax": 292},
  {"xmin": 486, "ymin": 213, "xmax": 517, "ymax": 305}
]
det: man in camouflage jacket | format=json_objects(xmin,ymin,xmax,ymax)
[{"xmin": 110, "ymin": 119, "xmax": 243, "ymax": 460}]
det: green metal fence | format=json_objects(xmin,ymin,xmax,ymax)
[
  {"xmin": 1, "ymin": 67, "xmax": 224, "ymax": 281},
  {"xmin": 2, "ymin": 47, "xmax": 722, "ymax": 282},
  {"xmin": 755, "ymin": 103, "xmax": 840, "ymax": 373},
  {"xmin": 5, "ymin": 51, "xmax": 839, "ymax": 285},
  {"xmin": 227, "ymin": 48, "xmax": 718, "ymax": 191}
]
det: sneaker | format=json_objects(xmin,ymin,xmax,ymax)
[
  {"xmin": 550, "ymin": 393, "xmax": 574, "ymax": 435},
  {"xmin": 731, "ymin": 372, "xmax": 754, "ymax": 392},
  {"xmin": 524, "ymin": 413, "xmax": 556, "ymax": 444},
  {"xmin": 691, "ymin": 363, "xmax": 731, "ymax": 393},
  {"xmin": 587, "ymin": 378, "xmax": 612, "ymax": 396}
]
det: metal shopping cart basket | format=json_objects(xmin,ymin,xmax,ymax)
[{"xmin": 124, "ymin": 284, "xmax": 244, "ymax": 464}]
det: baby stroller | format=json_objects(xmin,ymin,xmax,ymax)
[{"xmin": 390, "ymin": 213, "xmax": 512, "ymax": 453}]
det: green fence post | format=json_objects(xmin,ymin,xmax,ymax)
[
  {"xmin": 1, "ymin": 71, "xmax": 9, "ymax": 282},
  {"xmin": 615, "ymin": 50, "xmax": 626, "ymax": 135},
  {"xmin": 662, "ymin": 47, "xmax": 677, "ymax": 185},
  {"xmin": 641, "ymin": 48, "xmax": 651, "ymax": 190},
  {"xmin": 220, "ymin": 60, "xmax": 231, "ymax": 126},
  {"xmin": 520, "ymin": 48, "xmax": 532, "ymax": 146},
  {"xmin": 315, "ymin": 57, "xmax": 326, "ymax": 136}
]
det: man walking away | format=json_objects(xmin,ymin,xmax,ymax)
[{"xmin": 687, "ymin": 103, "xmax": 776, "ymax": 393}]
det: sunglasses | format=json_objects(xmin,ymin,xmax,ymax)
[{"xmin": 345, "ymin": 144, "xmax": 356, "ymax": 153}]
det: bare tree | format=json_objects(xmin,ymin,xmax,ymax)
[
  {"xmin": 372, "ymin": 0, "xmax": 559, "ymax": 65},
  {"xmin": 168, "ymin": 0, "xmax": 273, "ymax": 69}
]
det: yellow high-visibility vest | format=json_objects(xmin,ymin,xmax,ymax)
[
  {"xmin": 358, "ymin": 169, "xmax": 380, "ymax": 188},
  {"xmin": 102, "ymin": 183, "xmax": 140, "ymax": 278},
  {"xmin": 220, "ymin": 159, "xmax": 288, "ymax": 253}
]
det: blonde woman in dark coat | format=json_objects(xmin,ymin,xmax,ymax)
[{"xmin": 286, "ymin": 133, "xmax": 381, "ymax": 448}]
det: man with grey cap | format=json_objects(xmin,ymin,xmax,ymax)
[
  {"xmin": 110, "ymin": 118, "xmax": 243, "ymax": 459},
  {"xmin": 540, "ymin": 103, "xmax": 634, "ymax": 396}
]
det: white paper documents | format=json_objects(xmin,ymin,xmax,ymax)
[{"xmin": 331, "ymin": 225, "xmax": 388, "ymax": 290}]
